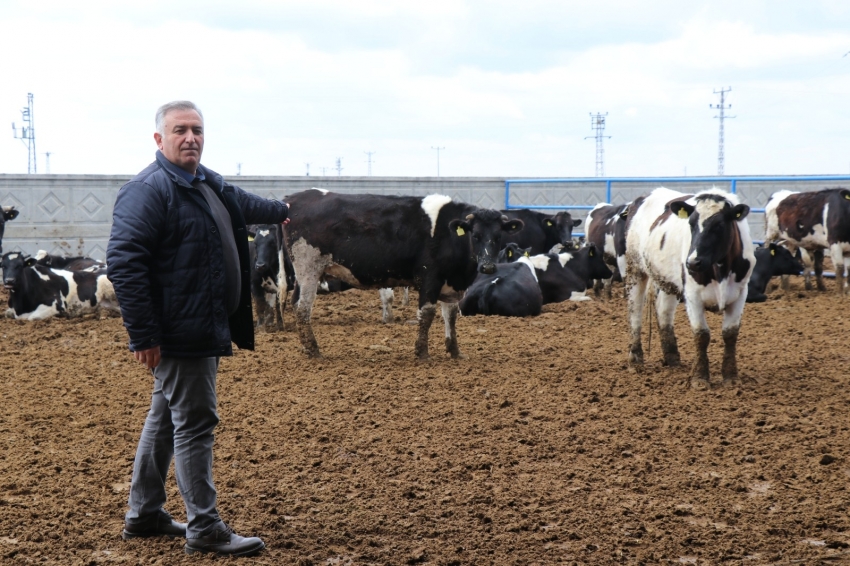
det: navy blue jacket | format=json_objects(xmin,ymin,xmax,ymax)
[{"xmin": 107, "ymin": 152, "xmax": 289, "ymax": 357}]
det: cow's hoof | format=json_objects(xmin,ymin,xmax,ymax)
[
  {"xmin": 416, "ymin": 354, "xmax": 432, "ymax": 361},
  {"xmin": 662, "ymin": 355, "xmax": 681, "ymax": 367},
  {"xmin": 690, "ymin": 378, "xmax": 711, "ymax": 391},
  {"xmin": 722, "ymin": 377, "xmax": 741, "ymax": 387},
  {"xmin": 628, "ymin": 352, "xmax": 644, "ymax": 366},
  {"xmin": 450, "ymin": 351, "xmax": 467, "ymax": 360}
]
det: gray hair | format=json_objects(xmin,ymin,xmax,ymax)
[{"xmin": 155, "ymin": 101, "xmax": 204, "ymax": 135}]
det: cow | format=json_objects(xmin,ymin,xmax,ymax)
[
  {"xmin": 2, "ymin": 252, "xmax": 120, "ymax": 320},
  {"xmin": 764, "ymin": 188, "xmax": 850, "ymax": 295},
  {"xmin": 248, "ymin": 224, "xmax": 291, "ymax": 331},
  {"xmin": 34, "ymin": 250, "xmax": 105, "ymax": 272},
  {"xmin": 282, "ymin": 189, "xmax": 523, "ymax": 359},
  {"xmin": 501, "ymin": 209, "xmax": 581, "ymax": 255},
  {"xmin": 0, "ymin": 206, "xmax": 20, "ymax": 255},
  {"xmin": 625, "ymin": 187, "xmax": 755, "ymax": 390},
  {"xmin": 746, "ymin": 242, "xmax": 804, "ymax": 303},
  {"xmin": 584, "ymin": 202, "xmax": 630, "ymax": 299},
  {"xmin": 458, "ymin": 255, "xmax": 542, "ymax": 317},
  {"xmin": 528, "ymin": 243, "xmax": 612, "ymax": 304},
  {"xmin": 497, "ymin": 242, "xmax": 532, "ymax": 263}
]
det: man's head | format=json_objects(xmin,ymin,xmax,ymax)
[{"xmin": 154, "ymin": 101, "xmax": 204, "ymax": 174}]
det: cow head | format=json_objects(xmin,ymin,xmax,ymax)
[
  {"xmin": 251, "ymin": 225, "xmax": 279, "ymax": 276},
  {"xmin": 544, "ymin": 211, "xmax": 582, "ymax": 247},
  {"xmin": 767, "ymin": 242, "xmax": 804, "ymax": 276},
  {"xmin": 0, "ymin": 206, "xmax": 20, "ymax": 255},
  {"xmin": 498, "ymin": 242, "xmax": 531, "ymax": 263},
  {"xmin": 584, "ymin": 243, "xmax": 614, "ymax": 280},
  {"xmin": 449, "ymin": 210, "xmax": 523, "ymax": 274},
  {"xmin": 2, "ymin": 252, "xmax": 35, "ymax": 291},
  {"xmin": 670, "ymin": 194, "xmax": 749, "ymax": 277}
]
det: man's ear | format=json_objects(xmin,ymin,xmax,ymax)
[{"xmin": 154, "ymin": 132, "xmax": 163, "ymax": 150}]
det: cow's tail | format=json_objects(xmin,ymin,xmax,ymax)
[
  {"xmin": 276, "ymin": 223, "xmax": 292, "ymax": 326},
  {"xmin": 645, "ymin": 281, "xmax": 653, "ymax": 358},
  {"xmin": 479, "ymin": 277, "xmax": 500, "ymax": 316}
]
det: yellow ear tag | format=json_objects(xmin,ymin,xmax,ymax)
[
  {"xmin": 736, "ymin": 212, "xmax": 741, "ymax": 218},
  {"xmin": 248, "ymin": 235, "xmax": 255, "ymax": 242},
  {"xmin": 677, "ymin": 208, "xmax": 688, "ymax": 219},
  {"xmin": 589, "ymin": 249, "xmax": 594, "ymax": 256},
  {"xmin": 524, "ymin": 251, "xmax": 530, "ymax": 257},
  {"xmin": 456, "ymin": 226, "xmax": 465, "ymax": 236},
  {"xmin": 546, "ymin": 220, "xmax": 553, "ymax": 226},
  {"xmin": 845, "ymin": 193, "xmax": 850, "ymax": 200},
  {"xmin": 507, "ymin": 250, "xmax": 512, "ymax": 257},
  {"xmin": 771, "ymin": 249, "xmax": 776, "ymax": 256}
]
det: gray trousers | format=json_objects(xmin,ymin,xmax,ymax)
[{"xmin": 125, "ymin": 356, "xmax": 225, "ymax": 538}]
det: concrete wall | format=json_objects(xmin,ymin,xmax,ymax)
[{"xmin": 1, "ymin": 173, "xmax": 843, "ymax": 260}]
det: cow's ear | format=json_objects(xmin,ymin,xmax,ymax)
[
  {"xmin": 587, "ymin": 243, "xmax": 597, "ymax": 257},
  {"xmin": 4, "ymin": 208, "xmax": 19, "ymax": 221},
  {"xmin": 24, "ymin": 257, "xmax": 36, "ymax": 267},
  {"xmin": 618, "ymin": 209, "xmax": 629, "ymax": 220},
  {"xmin": 769, "ymin": 243, "xmax": 777, "ymax": 256},
  {"xmin": 729, "ymin": 203, "xmax": 750, "ymax": 221},
  {"xmin": 669, "ymin": 201, "xmax": 695, "ymax": 219},
  {"xmin": 502, "ymin": 219, "xmax": 524, "ymax": 234},
  {"xmin": 573, "ymin": 219, "xmax": 582, "ymax": 227},
  {"xmin": 449, "ymin": 219, "xmax": 471, "ymax": 237},
  {"xmin": 523, "ymin": 248, "xmax": 530, "ymax": 257},
  {"xmin": 842, "ymin": 189, "xmax": 850, "ymax": 201}
]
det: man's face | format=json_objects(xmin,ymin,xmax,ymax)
[{"xmin": 154, "ymin": 108, "xmax": 204, "ymax": 174}]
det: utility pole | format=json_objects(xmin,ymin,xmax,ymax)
[
  {"xmin": 711, "ymin": 87, "xmax": 735, "ymax": 175},
  {"xmin": 585, "ymin": 113, "xmax": 610, "ymax": 177},
  {"xmin": 43, "ymin": 152, "xmax": 52, "ymax": 174},
  {"xmin": 11, "ymin": 93, "xmax": 37, "ymax": 173},
  {"xmin": 305, "ymin": 163, "xmax": 310, "ymax": 176},
  {"xmin": 236, "ymin": 163, "xmax": 242, "ymax": 176},
  {"xmin": 431, "ymin": 146, "xmax": 445, "ymax": 177},
  {"xmin": 335, "ymin": 157, "xmax": 343, "ymax": 176},
  {"xmin": 364, "ymin": 151, "xmax": 376, "ymax": 176}
]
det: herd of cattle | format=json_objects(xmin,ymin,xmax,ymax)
[{"xmin": 1, "ymin": 186, "xmax": 848, "ymax": 388}]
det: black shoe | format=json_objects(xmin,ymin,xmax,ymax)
[
  {"xmin": 184, "ymin": 525, "xmax": 265, "ymax": 557},
  {"xmin": 122, "ymin": 509, "xmax": 187, "ymax": 540}
]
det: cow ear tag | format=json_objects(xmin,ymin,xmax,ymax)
[
  {"xmin": 677, "ymin": 208, "xmax": 688, "ymax": 219},
  {"xmin": 546, "ymin": 220, "xmax": 553, "ymax": 226},
  {"xmin": 736, "ymin": 212, "xmax": 741, "ymax": 218},
  {"xmin": 845, "ymin": 193, "xmax": 850, "ymax": 200},
  {"xmin": 507, "ymin": 250, "xmax": 512, "ymax": 258},
  {"xmin": 771, "ymin": 248, "xmax": 776, "ymax": 256},
  {"xmin": 524, "ymin": 251, "xmax": 530, "ymax": 257},
  {"xmin": 456, "ymin": 226, "xmax": 465, "ymax": 236},
  {"xmin": 248, "ymin": 235, "xmax": 255, "ymax": 242}
]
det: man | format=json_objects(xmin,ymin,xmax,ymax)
[{"xmin": 107, "ymin": 101, "xmax": 289, "ymax": 557}]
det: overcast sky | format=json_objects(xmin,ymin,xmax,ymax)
[{"xmin": 1, "ymin": 0, "xmax": 849, "ymax": 178}]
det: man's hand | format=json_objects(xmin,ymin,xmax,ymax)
[
  {"xmin": 134, "ymin": 346, "xmax": 161, "ymax": 370},
  {"xmin": 282, "ymin": 202, "xmax": 291, "ymax": 226}
]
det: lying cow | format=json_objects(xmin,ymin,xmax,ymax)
[
  {"xmin": 764, "ymin": 188, "xmax": 850, "ymax": 295},
  {"xmin": 625, "ymin": 187, "xmax": 755, "ymax": 389},
  {"xmin": 2, "ymin": 252, "xmax": 120, "ymax": 320},
  {"xmin": 501, "ymin": 209, "xmax": 581, "ymax": 255},
  {"xmin": 497, "ymin": 243, "xmax": 531, "ymax": 263},
  {"xmin": 283, "ymin": 189, "xmax": 523, "ymax": 359},
  {"xmin": 459, "ymin": 254, "xmax": 542, "ymax": 317},
  {"xmin": 584, "ymin": 202, "xmax": 629, "ymax": 299},
  {"xmin": 746, "ymin": 242, "xmax": 804, "ymax": 303},
  {"xmin": 528, "ymin": 243, "xmax": 612, "ymax": 304},
  {"xmin": 0, "ymin": 206, "xmax": 20, "ymax": 255},
  {"xmin": 34, "ymin": 250, "xmax": 105, "ymax": 271}
]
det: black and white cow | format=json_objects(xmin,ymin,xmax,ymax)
[
  {"xmin": 2, "ymin": 252, "xmax": 120, "ymax": 320},
  {"xmin": 764, "ymin": 188, "xmax": 850, "ymax": 295},
  {"xmin": 248, "ymin": 224, "xmax": 289, "ymax": 331},
  {"xmin": 746, "ymin": 242, "xmax": 804, "ymax": 303},
  {"xmin": 458, "ymin": 254, "xmax": 542, "ymax": 317},
  {"xmin": 497, "ymin": 242, "xmax": 532, "ymax": 264},
  {"xmin": 625, "ymin": 187, "xmax": 755, "ymax": 389},
  {"xmin": 501, "ymin": 209, "xmax": 581, "ymax": 256},
  {"xmin": 34, "ymin": 250, "xmax": 106, "ymax": 272},
  {"xmin": 283, "ymin": 189, "xmax": 523, "ymax": 359},
  {"xmin": 527, "ymin": 243, "xmax": 612, "ymax": 304},
  {"xmin": 584, "ymin": 202, "xmax": 629, "ymax": 299},
  {"xmin": 0, "ymin": 206, "xmax": 20, "ymax": 255}
]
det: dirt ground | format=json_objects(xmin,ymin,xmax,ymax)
[{"xmin": 1, "ymin": 275, "xmax": 849, "ymax": 566}]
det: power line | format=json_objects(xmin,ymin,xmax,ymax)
[
  {"xmin": 711, "ymin": 87, "xmax": 735, "ymax": 175},
  {"xmin": 11, "ymin": 93, "xmax": 37, "ymax": 174},
  {"xmin": 584, "ymin": 112, "xmax": 610, "ymax": 177},
  {"xmin": 431, "ymin": 146, "xmax": 445, "ymax": 177},
  {"xmin": 364, "ymin": 151, "xmax": 376, "ymax": 176}
]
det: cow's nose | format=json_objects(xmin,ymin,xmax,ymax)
[
  {"xmin": 687, "ymin": 258, "xmax": 705, "ymax": 272},
  {"xmin": 255, "ymin": 262, "xmax": 266, "ymax": 270},
  {"xmin": 479, "ymin": 262, "xmax": 496, "ymax": 275}
]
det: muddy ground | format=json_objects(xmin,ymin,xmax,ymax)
[{"xmin": 1, "ymin": 275, "xmax": 849, "ymax": 566}]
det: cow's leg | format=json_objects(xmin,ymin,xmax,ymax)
[
  {"xmin": 441, "ymin": 302, "xmax": 464, "ymax": 359},
  {"xmin": 654, "ymin": 290, "xmax": 680, "ymax": 367},
  {"xmin": 626, "ymin": 269, "xmax": 649, "ymax": 367},
  {"xmin": 684, "ymin": 298, "xmax": 711, "ymax": 390},
  {"xmin": 415, "ymin": 302, "xmax": 437, "ymax": 360},
  {"xmin": 720, "ymin": 293, "xmax": 747, "ymax": 386},
  {"xmin": 592, "ymin": 278, "xmax": 604, "ymax": 298},
  {"xmin": 813, "ymin": 249, "xmax": 827, "ymax": 291},
  {"xmin": 402, "ymin": 287, "xmax": 410, "ymax": 307},
  {"xmin": 379, "ymin": 288, "xmax": 395, "ymax": 323},
  {"xmin": 290, "ymin": 239, "xmax": 330, "ymax": 358},
  {"xmin": 277, "ymin": 255, "xmax": 288, "ymax": 330},
  {"xmin": 830, "ymin": 244, "xmax": 848, "ymax": 295}
]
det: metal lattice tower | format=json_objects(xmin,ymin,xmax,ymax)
[
  {"xmin": 11, "ymin": 93, "xmax": 37, "ymax": 174},
  {"xmin": 364, "ymin": 151, "xmax": 376, "ymax": 176},
  {"xmin": 711, "ymin": 87, "xmax": 735, "ymax": 175},
  {"xmin": 585, "ymin": 113, "xmax": 610, "ymax": 177},
  {"xmin": 335, "ymin": 157, "xmax": 343, "ymax": 176}
]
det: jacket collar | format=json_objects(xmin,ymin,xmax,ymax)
[{"xmin": 155, "ymin": 151, "xmax": 223, "ymax": 192}]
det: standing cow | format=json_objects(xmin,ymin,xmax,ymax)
[
  {"xmin": 764, "ymin": 188, "xmax": 850, "ymax": 295},
  {"xmin": 248, "ymin": 223, "xmax": 289, "ymax": 331},
  {"xmin": 283, "ymin": 189, "xmax": 523, "ymax": 359},
  {"xmin": 584, "ymin": 202, "xmax": 630, "ymax": 299},
  {"xmin": 625, "ymin": 188, "xmax": 755, "ymax": 390},
  {"xmin": 501, "ymin": 209, "xmax": 581, "ymax": 255}
]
